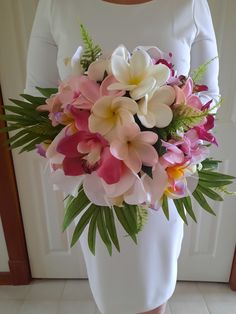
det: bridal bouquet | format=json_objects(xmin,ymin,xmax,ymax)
[{"xmin": 1, "ymin": 25, "xmax": 235, "ymax": 255}]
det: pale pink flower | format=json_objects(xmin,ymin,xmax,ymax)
[{"xmin": 110, "ymin": 123, "xmax": 158, "ymax": 173}]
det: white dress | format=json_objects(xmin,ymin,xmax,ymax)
[{"xmin": 25, "ymin": 1, "xmax": 219, "ymax": 313}]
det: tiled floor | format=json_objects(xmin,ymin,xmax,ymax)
[{"xmin": 0, "ymin": 280, "xmax": 235, "ymax": 314}]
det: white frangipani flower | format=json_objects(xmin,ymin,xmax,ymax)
[
  {"xmin": 138, "ymin": 85, "xmax": 176, "ymax": 128},
  {"xmin": 108, "ymin": 45, "xmax": 171, "ymax": 100}
]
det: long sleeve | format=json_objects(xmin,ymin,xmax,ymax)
[
  {"xmin": 24, "ymin": 0, "xmax": 60, "ymax": 96},
  {"xmin": 190, "ymin": 0, "xmax": 220, "ymax": 109}
]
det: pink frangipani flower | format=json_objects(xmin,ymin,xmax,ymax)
[{"xmin": 110, "ymin": 123, "xmax": 158, "ymax": 173}]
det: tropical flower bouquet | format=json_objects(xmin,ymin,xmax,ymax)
[{"xmin": 1, "ymin": 25, "xmax": 235, "ymax": 255}]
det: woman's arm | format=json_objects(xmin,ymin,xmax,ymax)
[
  {"xmin": 190, "ymin": 0, "xmax": 220, "ymax": 108},
  {"xmin": 25, "ymin": 0, "xmax": 60, "ymax": 96}
]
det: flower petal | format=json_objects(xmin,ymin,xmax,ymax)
[
  {"xmin": 124, "ymin": 177, "xmax": 147, "ymax": 204},
  {"xmin": 91, "ymin": 96, "xmax": 114, "ymax": 117},
  {"xmin": 111, "ymin": 55, "xmax": 131, "ymax": 84},
  {"xmin": 96, "ymin": 147, "xmax": 122, "ymax": 184},
  {"xmin": 112, "ymin": 44, "xmax": 130, "ymax": 60},
  {"xmin": 154, "ymin": 103, "xmax": 173, "ymax": 128},
  {"xmin": 142, "ymin": 163, "xmax": 168, "ymax": 207},
  {"xmin": 50, "ymin": 169, "xmax": 84, "ymax": 197},
  {"xmin": 152, "ymin": 63, "xmax": 170, "ymax": 86},
  {"xmin": 130, "ymin": 76, "xmax": 156, "ymax": 100},
  {"xmin": 125, "ymin": 146, "xmax": 142, "ymax": 173},
  {"xmin": 133, "ymin": 142, "xmax": 158, "ymax": 167},
  {"xmin": 112, "ymin": 96, "xmax": 138, "ymax": 114},
  {"xmin": 57, "ymin": 132, "xmax": 83, "ymax": 157},
  {"xmin": 110, "ymin": 139, "xmax": 129, "ymax": 160},
  {"xmin": 129, "ymin": 49, "xmax": 152, "ymax": 79},
  {"xmin": 103, "ymin": 166, "xmax": 136, "ymax": 198},
  {"xmin": 138, "ymin": 95, "xmax": 148, "ymax": 115},
  {"xmin": 108, "ymin": 82, "xmax": 136, "ymax": 91},
  {"xmin": 71, "ymin": 46, "xmax": 84, "ymax": 75},
  {"xmin": 46, "ymin": 126, "xmax": 68, "ymax": 159},
  {"xmin": 150, "ymin": 85, "xmax": 176, "ymax": 106},
  {"xmin": 87, "ymin": 59, "xmax": 107, "ymax": 82},
  {"xmin": 136, "ymin": 131, "xmax": 158, "ymax": 144},
  {"xmin": 78, "ymin": 75, "xmax": 100, "ymax": 103},
  {"xmin": 63, "ymin": 156, "xmax": 85, "ymax": 176},
  {"xmin": 137, "ymin": 111, "xmax": 156, "ymax": 128},
  {"xmin": 100, "ymin": 75, "xmax": 126, "ymax": 97},
  {"xmin": 88, "ymin": 114, "xmax": 114, "ymax": 135},
  {"xmin": 83, "ymin": 173, "xmax": 110, "ymax": 206}
]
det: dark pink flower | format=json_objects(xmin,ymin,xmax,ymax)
[{"xmin": 56, "ymin": 130, "xmax": 122, "ymax": 184}]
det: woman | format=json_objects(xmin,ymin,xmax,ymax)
[{"xmin": 25, "ymin": 1, "xmax": 219, "ymax": 313}]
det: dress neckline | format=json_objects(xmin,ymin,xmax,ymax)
[{"xmin": 100, "ymin": 0, "xmax": 157, "ymax": 6}]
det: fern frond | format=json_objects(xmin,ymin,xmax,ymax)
[
  {"xmin": 79, "ymin": 24, "xmax": 102, "ymax": 71},
  {"xmin": 166, "ymin": 104, "xmax": 207, "ymax": 136},
  {"xmin": 191, "ymin": 57, "xmax": 218, "ymax": 83}
]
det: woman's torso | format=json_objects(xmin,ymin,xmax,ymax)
[{"xmin": 49, "ymin": 0, "xmax": 197, "ymax": 80}]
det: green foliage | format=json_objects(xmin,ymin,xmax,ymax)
[
  {"xmin": 79, "ymin": 24, "xmax": 102, "ymax": 71},
  {"xmin": 191, "ymin": 57, "xmax": 218, "ymax": 83},
  {"xmin": 136, "ymin": 206, "xmax": 148, "ymax": 232},
  {"xmin": 0, "ymin": 91, "xmax": 63, "ymax": 153},
  {"xmin": 162, "ymin": 194, "xmax": 169, "ymax": 220},
  {"xmin": 36, "ymin": 87, "xmax": 58, "ymax": 98},
  {"xmin": 64, "ymin": 188, "xmax": 142, "ymax": 255},
  {"xmin": 169, "ymin": 159, "xmax": 236, "ymax": 224},
  {"xmin": 62, "ymin": 188, "xmax": 90, "ymax": 232},
  {"xmin": 167, "ymin": 104, "xmax": 207, "ymax": 136}
]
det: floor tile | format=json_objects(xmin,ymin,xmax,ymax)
[
  {"xmin": 0, "ymin": 284, "xmax": 30, "ymax": 300},
  {"xmin": 170, "ymin": 282, "xmax": 203, "ymax": 301},
  {"xmin": 61, "ymin": 280, "xmax": 94, "ymax": 301},
  {"xmin": 169, "ymin": 299, "xmax": 210, "ymax": 314},
  {"xmin": 0, "ymin": 300, "xmax": 23, "ymax": 314},
  {"xmin": 197, "ymin": 282, "xmax": 236, "ymax": 302},
  {"xmin": 18, "ymin": 300, "xmax": 59, "ymax": 314},
  {"xmin": 58, "ymin": 300, "xmax": 96, "ymax": 314},
  {"xmin": 25, "ymin": 279, "xmax": 65, "ymax": 300},
  {"xmin": 204, "ymin": 300, "xmax": 236, "ymax": 314},
  {"xmin": 95, "ymin": 303, "xmax": 171, "ymax": 314}
]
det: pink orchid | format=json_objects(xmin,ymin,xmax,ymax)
[
  {"xmin": 165, "ymin": 179, "xmax": 188, "ymax": 199},
  {"xmin": 177, "ymin": 130, "xmax": 210, "ymax": 164},
  {"xmin": 174, "ymin": 77, "xmax": 203, "ymax": 109},
  {"xmin": 193, "ymin": 100, "xmax": 218, "ymax": 145},
  {"xmin": 56, "ymin": 130, "xmax": 122, "ymax": 184},
  {"xmin": 110, "ymin": 123, "xmax": 158, "ymax": 173},
  {"xmin": 160, "ymin": 140, "xmax": 185, "ymax": 168}
]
